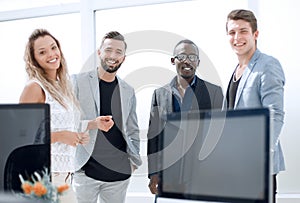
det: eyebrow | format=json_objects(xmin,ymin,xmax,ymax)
[{"xmin": 37, "ymin": 42, "xmax": 56, "ymax": 51}]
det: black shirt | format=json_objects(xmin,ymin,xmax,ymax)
[
  {"xmin": 228, "ymin": 75, "xmax": 241, "ymax": 109},
  {"xmin": 83, "ymin": 78, "xmax": 131, "ymax": 182}
]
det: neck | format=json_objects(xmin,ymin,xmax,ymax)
[
  {"xmin": 98, "ymin": 66, "xmax": 116, "ymax": 82},
  {"xmin": 177, "ymin": 76, "xmax": 192, "ymax": 89},
  {"xmin": 46, "ymin": 70, "xmax": 57, "ymax": 81},
  {"xmin": 237, "ymin": 48, "xmax": 256, "ymax": 67}
]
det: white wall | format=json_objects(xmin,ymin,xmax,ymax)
[
  {"xmin": 257, "ymin": 0, "xmax": 300, "ymax": 195},
  {"xmin": 0, "ymin": 0, "xmax": 299, "ymax": 202}
]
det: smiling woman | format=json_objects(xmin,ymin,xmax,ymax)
[
  {"xmin": 19, "ymin": 28, "xmax": 84, "ymax": 203},
  {"xmin": 0, "ymin": 13, "xmax": 81, "ymax": 103}
]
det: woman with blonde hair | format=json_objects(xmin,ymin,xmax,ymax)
[{"xmin": 19, "ymin": 28, "xmax": 89, "ymax": 202}]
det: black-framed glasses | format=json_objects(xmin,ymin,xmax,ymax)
[{"xmin": 174, "ymin": 54, "xmax": 199, "ymax": 62}]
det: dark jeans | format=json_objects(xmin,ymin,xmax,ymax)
[{"xmin": 273, "ymin": 174, "xmax": 277, "ymax": 203}]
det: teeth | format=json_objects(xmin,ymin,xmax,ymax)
[
  {"xmin": 184, "ymin": 67, "xmax": 192, "ymax": 70},
  {"xmin": 107, "ymin": 60, "xmax": 116, "ymax": 64},
  {"xmin": 235, "ymin": 43, "xmax": 244, "ymax": 46},
  {"xmin": 48, "ymin": 58, "xmax": 57, "ymax": 63}
]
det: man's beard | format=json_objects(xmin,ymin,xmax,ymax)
[
  {"xmin": 100, "ymin": 59, "xmax": 122, "ymax": 73},
  {"xmin": 181, "ymin": 74, "xmax": 194, "ymax": 80}
]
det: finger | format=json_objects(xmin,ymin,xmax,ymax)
[
  {"xmin": 150, "ymin": 187, "xmax": 157, "ymax": 194},
  {"xmin": 99, "ymin": 115, "xmax": 112, "ymax": 121},
  {"xmin": 77, "ymin": 133, "xmax": 82, "ymax": 140},
  {"xmin": 148, "ymin": 183, "xmax": 156, "ymax": 194}
]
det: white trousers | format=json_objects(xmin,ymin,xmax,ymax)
[
  {"xmin": 72, "ymin": 170, "xmax": 130, "ymax": 203},
  {"xmin": 52, "ymin": 172, "xmax": 77, "ymax": 203}
]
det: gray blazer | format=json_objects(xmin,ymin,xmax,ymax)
[
  {"xmin": 72, "ymin": 69, "xmax": 142, "ymax": 170},
  {"xmin": 223, "ymin": 49, "xmax": 285, "ymax": 174}
]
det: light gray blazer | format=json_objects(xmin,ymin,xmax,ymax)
[
  {"xmin": 223, "ymin": 49, "xmax": 285, "ymax": 174},
  {"xmin": 72, "ymin": 69, "xmax": 142, "ymax": 170}
]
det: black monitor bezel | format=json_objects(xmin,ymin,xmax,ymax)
[
  {"xmin": 157, "ymin": 108, "xmax": 271, "ymax": 203},
  {"xmin": 0, "ymin": 103, "xmax": 51, "ymax": 192}
]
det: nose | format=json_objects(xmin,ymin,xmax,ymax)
[
  {"xmin": 234, "ymin": 32, "xmax": 240, "ymax": 40},
  {"xmin": 183, "ymin": 58, "xmax": 192, "ymax": 64},
  {"xmin": 48, "ymin": 49, "xmax": 57, "ymax": 58}
]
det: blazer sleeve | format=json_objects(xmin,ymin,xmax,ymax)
[
  {"xmin": 260, "ymin": 58, "xmax": 285, "ymax": 150},
  {"xmin": 212, "ymin": 86, "xmax": 224, "ymax": 109},
  {"xmin": 147, "ymin": 90, "xmax": 164, "ymax": 177},
  {"xmin": 125, "ymin": 89, "xmax": 142, "ymax": 167}
]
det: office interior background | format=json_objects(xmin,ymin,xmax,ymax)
[{"xmin": 0, "ymin": 0, "xmax": 299, "ymax": 202}]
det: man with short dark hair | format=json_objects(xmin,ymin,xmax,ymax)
[
  {"xmin": 224, "ymin": 9, "xmax": 286, "ymax": 203},
  {"xmin": 72, "ymin": 31, "xmax": 142, "ymax": 203}
]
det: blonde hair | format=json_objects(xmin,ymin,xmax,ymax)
[{"xmin": 24, "ymin": 29, "xmax": 77, "ymax": 109}]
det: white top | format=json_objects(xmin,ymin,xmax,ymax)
[{"xmin": 29, "ymin": 79, "xmax": 80, "ymax": 172}]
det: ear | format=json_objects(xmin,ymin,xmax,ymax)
[
  {"xmin": 171, "ymin": 57, "xmax": 175, "ymax": 65},
  {"xmin": 97, "ymin": 49, "xmax": 101, "ymax": 57},
  {"xmin": 254, "ymin": 30, "xmax": 259, "ymax": 40},
  {"xmin": 121, "ymin": 55, "xmax": 126, "ymax": 63}
]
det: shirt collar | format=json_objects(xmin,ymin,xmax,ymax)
[{"xmin": 170, "ymin": 76, "xmax": 197, "ymax": 88}]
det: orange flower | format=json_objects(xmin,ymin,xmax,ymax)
[
  {"xmin": 21, "ymin": 182, "xmax": 33, "ymax": 194},
  {"xmin": 57, "ymin": 184, "xmax": 69, "ymax": 194},
  {"xmin": 33, "ymin": 182, "xmax": 47, "ymax": 197}
]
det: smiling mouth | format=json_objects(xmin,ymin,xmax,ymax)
[
  {"xmin": 48, "ymin": 58, "xmax": 57, "ymax": 63},
  {"xmin": 234, "ymin": 42, "xmax": 246, "ymax": 47},
  {"xmin": 106, "ymin": 59, "xmax": 117, "ymax": 65},
  {"xmin": 182, "ymin": 66, "xmax": 193, "ymax": 71}
]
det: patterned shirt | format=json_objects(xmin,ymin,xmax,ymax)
[{"xmin": 29, "ymin": 80, "xmax": 80, "ymax": 172}]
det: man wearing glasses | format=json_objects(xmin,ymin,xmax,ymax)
[{"xmin": 147, "ymin": 39, "xmax": 223, "ymax": 195}]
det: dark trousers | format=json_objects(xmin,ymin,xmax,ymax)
[{"xmin": 273, "ymin": 174, "xmax": 277, "ymax": 203}]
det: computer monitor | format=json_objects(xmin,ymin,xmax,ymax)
[
  {"xmin": 157, "ymin": 108, "xmax": 271, "ymax": 203},
  {"xmin": 0, "ymin": 104, "xmax": 50, "ymax": 192}
]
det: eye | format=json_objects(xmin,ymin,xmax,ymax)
[
  {"xmin": 176, "ymin": 54, "xmax": 186, "ymax": 61},
  {"xmin": 104, "ymin": 48, "xmax": 112, "ymax": 53},
  {"xmin": 228, "ymin": 31, "xmax": 235, "ymax": 35},
  {"xmin": 116, "ymin": 50, "xmax": 123, "ymax": 55},
  {"xmin": 189, "ymin": 55, "xmax": 198, "ymax": 62},
  {"xmin": 39, "ymin": 51, "xmax": 45, "ymax": 55},
  {"xmin": 52, "ymin": 45, "xmax": 58, "ymax": 50}
]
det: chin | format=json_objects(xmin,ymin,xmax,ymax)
[{"xmin": 181, "ymin": 75, "xmax": 194, "ymax": 80}]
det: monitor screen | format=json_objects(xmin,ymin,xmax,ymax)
[
  {"xmin": 157, "ymin": 108, "xmax": 271, "ymax": 203},
  {"xmin": 0, "ymin": 104, "xmax": 50, "ymax": 192}
]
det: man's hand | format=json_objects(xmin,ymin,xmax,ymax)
[
  {"xmin": 148, "ymin": 174, "xmax": 159, "ymax": 194},
  {"xmin": 96, "ymin": 115, "xmax": 114, "ymax": 132}
]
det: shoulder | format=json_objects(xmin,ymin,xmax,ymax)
[
  {"xmin": 155, "ymin": 83, "xmax": 172, "ymax": 94},
  {"xmin": 76, "ymin": 70, "xmax": 97, "ymax": 80},
  {"xmin": 197, "ymin": 77, "xmax": 222, "ymax": 91},
  {"xmin": 255, "ymin": 50, "xmax": 285, "ymax": 78},
  {"xmin": 117, "ymin": 76, "xmax": 134, "ymax": 91},
  {"xmin": 254, "ymin": 50, "xmax": 282, "ymax": 68},
  {"xmin": 19, "ymin": 80, "xmax": 45, "ymax": 103}
]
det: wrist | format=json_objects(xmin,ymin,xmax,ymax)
[{"xmin": 87, "ymin": 119, "xmax": 97, "ymax": 130}]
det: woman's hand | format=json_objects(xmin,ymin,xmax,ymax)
[
  {"xmin": 51, "ymin": 131, "xmax": 83, "ymax": 147},
  {"xmin": 78, "ymin": 131, "xmax": 90, "ymax": 145}
]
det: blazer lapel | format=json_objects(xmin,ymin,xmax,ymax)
[
  {"xmin": 118, "ymin": 78, "xmax": 130, "ymax": 126},
  {"xmin": 166, "ymin": 85, "xmax": 173, "ymax": 113},
  {"xmin": 234, "ymin": 50, "xmax": 260, "ymax": 108},
  {"xmin": 89, "ymin": 70, "xmax": 100, "ymax": 115}
]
